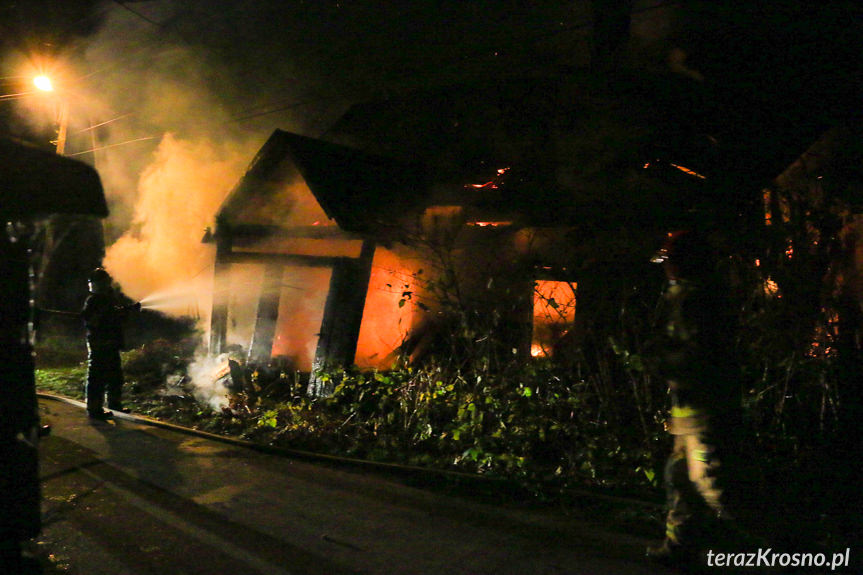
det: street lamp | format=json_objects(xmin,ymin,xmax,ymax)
[
  {"xmin": 32, "ymin": 74, "xmax": 69, "ymax": 155},
  {"xmin": 12, "ymin": 70, "xmax": 99, "ymax": 318},
  {"xmin": 33, "ymin": 75, "xmax": 53, "ymax": 92}
]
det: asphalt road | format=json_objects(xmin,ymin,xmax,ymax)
[{"xmin": 29, "ymin": 397, "xmax": 670, "ymax": 575}]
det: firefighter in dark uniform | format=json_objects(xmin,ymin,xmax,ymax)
[
  {"xmin": 646, "ymin": 230, "xmax": 742, "ymax": 565},
  {"xmin": 0, "ymin": 223, "xmax": 43, "ymax": 571},
  {"xmin": 82, "ymin": 268, "xmax": 139, "ymax": 419}
]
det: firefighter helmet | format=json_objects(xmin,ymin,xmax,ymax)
[{"xmin": 89, "ymin": 267, "xmax": 112, "ymax": 289}]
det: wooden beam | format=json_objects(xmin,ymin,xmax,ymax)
[
  {"xmin": 308, "ymin": 240, "xmax": 376, "ymax": 396},
  {"xmin": 222, "ymin": 251, "xmax": 356, "ymax": 268},
  {"xmin": 208, "ymin": 229, "xmax": 232, "ymax": 356},
  {"xmin": 230, "ymin": 224, "xmax": 362, "ymax": 241},
  {"xmin": 247, "ymin": 263, "xmax": 283, "ymax": 365}
]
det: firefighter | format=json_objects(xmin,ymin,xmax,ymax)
[
  {"xmin": 82, "ymin": 268, "xmax": 140, "ymax": 419},
  {"xmin": 646, "ymin": 230, "xmax": 742, "ymax": 565}
]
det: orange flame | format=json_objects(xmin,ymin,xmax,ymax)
[
  {"xmin": 467, "ymin": 167, "xmax": 510, "ymax": 189},
  {"xmin": 669, "ymin": 162, "xmax": 707, "ymax": 180}
]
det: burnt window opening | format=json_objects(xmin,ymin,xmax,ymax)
[{"xmin": 531, "ymin": 279, "xmax": 577, "ymax": 358}]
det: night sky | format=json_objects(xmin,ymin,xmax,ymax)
[
  {"xmin": 2, "ymin": 1, "xmax": 861, "ymax": 301},
  {"xmin": 2, "ymin": 0, "xmax": 597, "ymax": 137},
  {"xmin": 2, "ymin": 1, "xmax": 860, "ymax": 147}
]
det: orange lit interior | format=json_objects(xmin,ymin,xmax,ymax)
[
  {"xmin": 531, "ymin": 280, "xmax": 577, "ymax": 357},
  {"xmin": 270, "ymin": 266, "xmax": 331, "ymax": 371},
  {"xmin": 355, "ymin": 248, "xmax": 416, "ymax": 368}
]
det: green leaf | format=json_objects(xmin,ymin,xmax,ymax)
[{"xmin": 642, "ymin": 467, "xmax": 657, "ymax": 485}]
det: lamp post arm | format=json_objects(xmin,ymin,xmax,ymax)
[{"xmin": 56, "ymin": 99, "xmax": 69, "ymax": 155}]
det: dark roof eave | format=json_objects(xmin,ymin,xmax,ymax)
[
  {"xmin": 0, "ymin": 138, "xmax": 107, "ymax": 218},
  {"xmin": 277, "ymin": 130, "xmax": 427, "ymax": 234}
]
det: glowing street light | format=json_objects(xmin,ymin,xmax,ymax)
[
  {"xmin": 0, "ymin": 73, "xmax": 65, "ymax": 151},
  {"xmin": 33, "ymin": 75, "xmax": 54, "ymax": 92},
  {"xmin": 29, "ymin": 74, "xmax": 69, "ymax": 154}
]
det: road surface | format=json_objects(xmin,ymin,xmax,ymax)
[{"xmin": 31, "ymin": 397, "xmax": 669, "ymax": 575}]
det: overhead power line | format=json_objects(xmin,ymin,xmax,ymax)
[
  {"xmin": 229, "ymin": 96, "xmax": 345, "ymax": 123},
  {"xmin": 67, "ymin": 135, "xmax": 155, "ymax": 156},
  {"xmin": 75, "ymin": 113, "xmax": 135, "ymax": 133},
  {"xmin": 111, "ymin": 0, "xmax": 163, "ymax": 27}
]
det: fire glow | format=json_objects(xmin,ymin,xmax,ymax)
[
  {"xmin": 467, "ymin": 221, "xmax": 513, "ymax": 227},
  {"xmin": 668, "ymin": 162, "xmax": 707, "ymax": 179},
  {"xmin": 531, "ymin": 280, "xmax": 577, "ymax": 358},
  {"xmin": 468, "ymin": 167, "xmax": 510, "ymax": 189}
]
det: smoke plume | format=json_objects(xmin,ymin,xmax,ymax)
[
  {"xmin": 58, "ymin": 3, "xmax": 316, "ymax": 404},
  {"xmin": 185, "ymin": 352, "xmax": 232, "ymax": 411},
  {"xmin": 102, "ymin": 133, "xmax": 247, "ymax": 304}
]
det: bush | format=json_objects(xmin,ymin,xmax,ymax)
[
  {"xmin": 35, "ymin": 335, "xmax": 88, "ymax": 368},
  {"xmin": 300, "ymin": 361, "xmax": 663, "ymax": 494},
  {"xmin": 35, "ymin": 365, "xmax": 87, "ymax": 400},
  {"xmin": 122, "ymin": 337, "xmax": 198, "ymax": 391}
]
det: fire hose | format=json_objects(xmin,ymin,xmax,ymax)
[{"xmin": 38, "ymin": 301, "xmax": 142, "ymax": 318}]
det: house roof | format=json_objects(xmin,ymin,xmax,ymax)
[
  {"xmin": 326, "ymin": 72, "xmax": 834, "ymax": 233},
  {"xmin": 278, "ymin": 131, "xmax": 426, "ymax": 234},
  {"xmin": 330, "ymin": 72, "xmax": 826, "ymax": 188},
  {"xmin": 0, "ymin": 138, "xmax": 107, "ymax": 219},
  {"xmin": 218, "ymin": 67, "xmax": 848, "ymax": 242},
  {"xmin": 218, "ymin": 130, "xmax": 425, "ymax": 236}
]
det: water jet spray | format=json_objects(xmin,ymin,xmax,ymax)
[{"xmin": 138, "ymin": 286, "xmax": 201, "ymax": 314}]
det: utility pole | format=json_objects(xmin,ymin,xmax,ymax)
[
  {"xmin": 54, "ymin": 99, "xmax": 69, "ymax": 155},
  {"xmin": 31, "ymin": 75, "xmax": 105, "ymax": 319}
]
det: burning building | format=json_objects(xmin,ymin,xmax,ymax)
[
  {"xmin": 205, "ymin": 65, "xmax": 861, "ymax": 394},
  {"xmin": 206, "ymin": 79, "xmax": 624, "ymax": 385},
  {"xmin": 206, "ymin": 131, "xmax": 419, "ymax": 374},
  {"xmin": 205, "ymin": 126, "xmax": 579, "ymax": 385}
]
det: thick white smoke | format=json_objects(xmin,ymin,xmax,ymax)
[
  {"xmin": 64, "ymin": 5, "xmax": 301, "ymax": 405},
  {"xmin": 102, "ymin": 133, "xmax": 247, "ymax": 304},
  {"xmin": 185, "ymin": 352, "xmax": 232, "ymax": 411}
]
